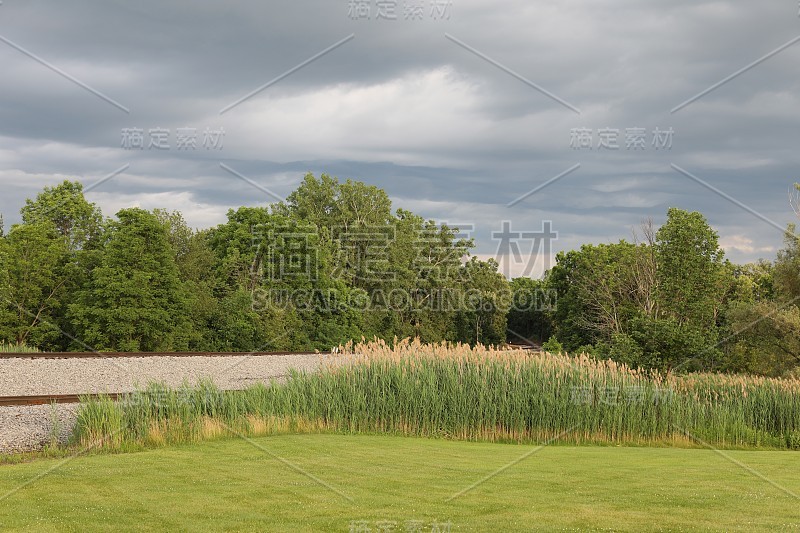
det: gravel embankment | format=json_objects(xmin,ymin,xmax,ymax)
[
  {"xmin": 0, "ymin": 404, "xmax": 78, "ymax": 454},
  {"xmin": 0, "ymin": 353, "xmax": 348, "ymax": 454}
]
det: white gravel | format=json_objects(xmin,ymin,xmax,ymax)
[
  {"xmin": 0, "ymin": 353, "xmax": 348, "ymax": 454},
  {"xmin": 0, "ymin": 404, "xmax": 78, "ymax": 455},
  {"xmin": 0, "ymin": 353, "xmax": 335, "ymax": 396}
]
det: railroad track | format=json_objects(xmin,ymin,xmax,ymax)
[
  {"xmin": 1, "ymin": 347, "xmax": 534, "ymax": 406},
  {"xmin": 0, "ymin": 393, "xmax": 124, "ymax": 407},
  {"xmin": 0, "ymin": 383, "xmax": 294, "ymax": 407},
  {"xmin": 2, "ymin": 346, "xmax": 536, "ymax": 359},
  {"xmin": 0, "ymin": 351, "xmax": 330, "ymax": 360},
  {"xmin": 1, "ymin": 351, "xmax": 329, "ymax": 406}
]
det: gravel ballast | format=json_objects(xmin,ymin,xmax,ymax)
[
  {"xmin": 0, "ymin": 353, "xmax": 347, "ymax": 454},
  {"xmin": 0, "ymin": 353, "xmax": 335, "ymax": 396},
  {"xmin": 0, "ymin": 404, "xmax": 78, "ymax": 455}
]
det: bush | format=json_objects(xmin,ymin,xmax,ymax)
[
  {"xmin": 608, "ymin": 333, "xmax": 643, "ymax": 367},
  {"xmin": 541, "ymin": 336, "xmax": 564, "ymax": 355}
]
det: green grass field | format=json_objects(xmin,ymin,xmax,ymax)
[{"xmin": 1, "ymin": 434, "xmax": 799, "ymax": 532}]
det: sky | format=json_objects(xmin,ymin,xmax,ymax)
[{"xmin": 1, "ymin": 0, "xmax": 798, "ymax": 278}]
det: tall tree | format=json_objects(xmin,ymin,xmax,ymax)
[
  {"xmin": 655, "ymin": 208, "xmax": 725, "ymax": 328},
  {"xmin": 0, "ymin": 222, "xmax": 69, "ymax": 347},
  {"xmin": 18, "ymin": 181, "xmax": 106, "ymax": 347},
  {"xmin": 548, "ymin": 242, "xmax": 641, "ymax": 351},
  {"xmin": 773, "ymin": 224, "xmax": 800, "ymax": 301},
  {"xmin": 21, "ymin": 180, "xmax": 103, "ymax": 252},
  {"xmin": 68, "ymin": 208, "xmax": 188, "ymax": 351},
  {"xmin": 642, "ymin": 208, "xmax": 728, "ymax": 370},
  {"xmin": 152, "ymin": 209, "xmax": 220, "ymax": 350},
  {"xmin": 276, "ymin": 173, "xmax": 392, "ymax": 231},
  {"xmin": 208, "ymin": 206, "xmax": 274, "ymax": 295}
]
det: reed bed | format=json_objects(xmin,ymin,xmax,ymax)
[{"xmin": 73, "ymin": 339, "xmax": 800, "ymax": 451}]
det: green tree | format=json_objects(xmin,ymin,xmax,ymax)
[
  {"xmin": 548, "ymin": 242, "xmax": 641, "ymax": 352},
  {"xmin": 20, "ymin": 180, "xmax": 103, "ymax": 252},
  {"xmin": 370, "ymin": 210, "xmax": 472, "ymax": 343},
  {"xmin": 645, "ymin": 208, "xmax": 728, "ymax": 370},
  {"xmin": 725, "ymin": 228, "xmax": 800, "ymax": 375},
  {"xmin": 68, "ymin": 208, "xmax": 189, "ymax": 351},
  {"xmin": 17, "ymin": 180, "xmax": 106, "ymax": 348},
  {"xmin": 152, "ymin": 209, "xmax": 219, "ymax": 351},
  {"xmin": 208, "ymin": 206, "xmax": 275, "ymax": 295},
  {"xmin": 455, "ymin": 258, "xmax": 510, "ymax": 345},
  {"xmin": 726, "ymin": 301, "xmax": 800, "ymax": 376},
  {"xmin": 655, "ymin": 208, "xmax": 726, "ymax": 329},
  {"xmin": 773, "ymin": 224, "xmax": 800, "ymax": 301},
  {"xmin": 0, "ymin": 222, "xmax": 69, "ymax": 347},
  {"xmin": 207, "ymin": 205, "xmax": 364, "ymax": 351},
  {"xmin": 276, "ymin": 173, "xmax": 392, "ymax": 231},
  {"xmin": 275, "ymin": 173, "xmax": 394, "ymax": 292}
]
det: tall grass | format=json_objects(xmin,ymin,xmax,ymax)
[
  {"xmin": 0, "ymin": 341, "xmax": 40, "ymax": 353},
  {"xmin": 73, "ymin": 339, "xmax": 800, "ymax": 451}
]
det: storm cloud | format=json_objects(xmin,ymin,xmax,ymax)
[{"xmin": 1, "ymin": 0, "xmax": 798, "ymax": 275}]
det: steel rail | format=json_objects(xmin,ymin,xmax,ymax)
[{"xmin": 0, "ymin": 351, "xmax": 330, "ymax": 360}]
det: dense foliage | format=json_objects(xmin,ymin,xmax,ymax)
[
  {"xmin": 1, "ymin": 176, "xmax": 799, "ymax": 377},
  {"xmin": 0, "ymin": 176, "xmax": 508, "ymax": 352},
  {"xmin": 540, "ymin": 210, "xmax": 800, "ymax": 376}
]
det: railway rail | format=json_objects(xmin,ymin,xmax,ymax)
[
  {"xmin": 0, "ymin": 393, "xmax": 123, "ymax": 407},
  {"xmin": 0, "ymin": 351, "xmax": 330, "ymax": 360},
  {"xmin": 0, "ymin": 346, "xmax": 537, "ymax": 407},
  {"xmin": 0, "ymin": 351, "xmax": 331, "ymax": 407},
  {"xmin": 0, "ymin": 383, "xmax": 293, "ymax": 407},
  {"xmin": 1, "ymin": 344, "xmax": 535, "ymax": 360}
]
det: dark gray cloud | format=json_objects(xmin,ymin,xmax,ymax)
[{"xmin": 1, "ymin": 0, "xmax": 798, "ymax": 274}]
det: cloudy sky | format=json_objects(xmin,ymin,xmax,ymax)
[{"xmin": 1, "ymin": 0, "xmax": 798, "ymax": 277}]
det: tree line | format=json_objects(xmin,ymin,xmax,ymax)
[
  {"xmin": 510, "ymin": 208, "xmax": 800, "ymax": 377},
  {"xmin": 1, "ymin": 175, "xmax": 798, "ymax": 377},
  {"xmin": 0, "ymin": 175, "xmax": 509, "ymax": 353}
]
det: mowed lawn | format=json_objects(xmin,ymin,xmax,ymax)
[{"xmin": 1, "ymin": 435, "xmax": 799, "ymax": 532}]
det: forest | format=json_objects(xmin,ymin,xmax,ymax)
[{"xmin": 1, "ymin": 175, "xmax": 798, "ymax": 377}]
